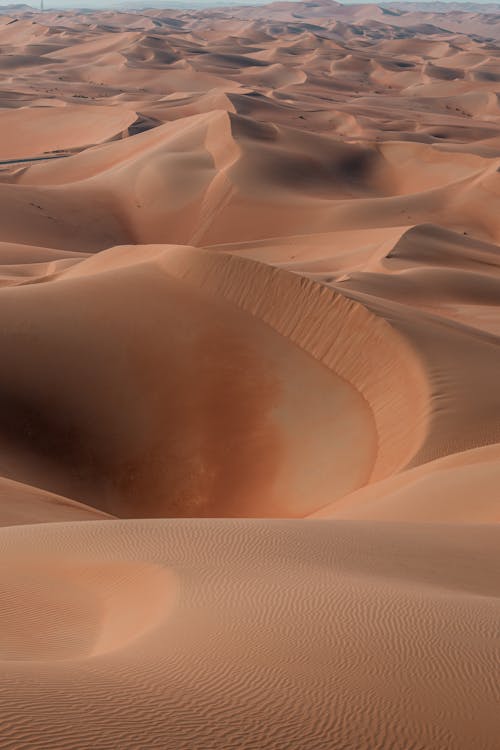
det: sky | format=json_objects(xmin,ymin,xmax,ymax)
[{"xmin": 4, "ymin": 0, "xmax": 498, "ymax": 10}]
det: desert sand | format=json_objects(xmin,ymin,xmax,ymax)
[{"xmin": 0, "ymin": 1, "xmax": 498, "ymax": 748}]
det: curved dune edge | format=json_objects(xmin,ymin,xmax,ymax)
[
  {"xmin": 58, "ymin": 242, "xmax": 430, "ymax": 483},
  {"xmin": 0, "ymin": 3, "xmax": 500, "ymax": 748},
  {"xmin": 0, "ymin": 475, "xmax": 114, "ymax": 527},
  {"xmin": 0, "ymin": 554, "xmax": 177, "ymax": 661},
  {"xmin": 310, "ymin": 442, "xmax": 500, "ymax": 522},
  {"xmin": 7, "ymin": 244, "xmax": 378, "ymax": 517},
  {"xmin": 155, "ymin": 244, "xmax": 431, "ymax": 482}
]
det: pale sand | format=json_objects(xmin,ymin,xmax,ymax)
[{"xmin": 0, "ymin": 1, "xmax": 499, "ymax": 747}]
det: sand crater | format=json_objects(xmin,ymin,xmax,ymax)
[{"xmin": 0, "ymin": 558, "xmax": 176, "ymax": 662}]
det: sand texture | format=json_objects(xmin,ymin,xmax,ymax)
[{"xmin": 0, "ymin": 1, "xmax": 498, "ymax": 748}]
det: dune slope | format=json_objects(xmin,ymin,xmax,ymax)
[
  {"xmin": 0, "ymin": 2, "xmax": 499, "ymax": 748},
  {"xmin": 0, "ymin": 519, "xmax": 498, "ymax": 750}
]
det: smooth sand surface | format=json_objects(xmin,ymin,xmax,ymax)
[
  {"xmin": 0, "ymin": 105, "xmax": 137, "ymax": 160},
  {"xmin": 0, "ymin": 1, "xmax": 499, "ymax": 747}
]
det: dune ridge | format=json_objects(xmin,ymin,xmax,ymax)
[
  {"xmin": 158, "ymin": 244, "xmax": 430, "ymax": 481},
  {"xmin": 0, "ymin": 1, "xmax": 499, "ymax": 748}
]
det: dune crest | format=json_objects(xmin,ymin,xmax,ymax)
[
  {"xmin": 0, "ymin": 1, "xmax": 499, "ymax": 748},
  {"xmin": 158, "ymin": 244, "xmax": 430, "ymax": 481}
]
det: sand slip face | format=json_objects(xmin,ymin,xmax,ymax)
[
  {"xmin": 0, "ymin": 244, "xmax": 428, "ymax": 517},
  {"xmin": 0, "ymin": 1, "xmax": 499, "ymax": 748}
]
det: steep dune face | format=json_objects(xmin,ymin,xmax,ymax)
[
  {"xmin": 159, "ymin": 246, "xmax": 429, "ymax": 482},
  {"xmin": 0, "ymin": 2, "xmax": 500, "ymax": 749},
  {"xmin": 0, "ymin": 244, "xmax": 427, "ymax": 517}
]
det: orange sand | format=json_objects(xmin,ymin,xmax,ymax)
[{"xmin": 0, "ymin": 2, "xmax": 498, "ymax": 748}]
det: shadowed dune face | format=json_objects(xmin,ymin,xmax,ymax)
[
  {"xmin": 5, "ymin": 109, "xmax": 494, "ymax": 250},
  {"xmin": 0, "ymin": 2, "xmax": 500, "ymax": 749},
  {"xmin": 0, "ymin": 245, "xmax": 427, "ymax": 518}
]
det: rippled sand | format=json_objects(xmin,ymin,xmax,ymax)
[{"xmin": 0, "ymin": 2, "xmax": 498, "ymax": 748}]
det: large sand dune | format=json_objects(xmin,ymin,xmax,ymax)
[{"xmin": 0, "ymin": 1, "xmax": 498, "ymax": 748}]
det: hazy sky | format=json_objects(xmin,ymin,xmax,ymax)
[{"xmin": 7, "ymin": 0, "xmax": 497, "ymax": 10}]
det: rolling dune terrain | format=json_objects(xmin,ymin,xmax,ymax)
[{"xmin": 0, "ymin": 1, "xmax": 499, "ymax": 748}]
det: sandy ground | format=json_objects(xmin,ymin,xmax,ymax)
[{"xmin": 0, "ymin": 1, "xmax": 498, "ymax": 748}]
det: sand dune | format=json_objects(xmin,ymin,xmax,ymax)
[
  {"xmin": 0, "ymin": 519, "xmax": 498, "ymax": 749},
  {"xmin": 0, "ymin": 1, "xmax": 499, "ymax": 748},
  {"xmin": 0, "ymin": 104, "xmax": 137, "ymax": 160},
  {"xmin": 311, "ymin": 443, "xmax": 500, "ymax": 521},
  {"xmin": 0, "ymin": 243, "xmax": 430, "ymax": 516},
  {"xmin": 0, "ymin": 475, "xmax": 112, "ymax": 527}
]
